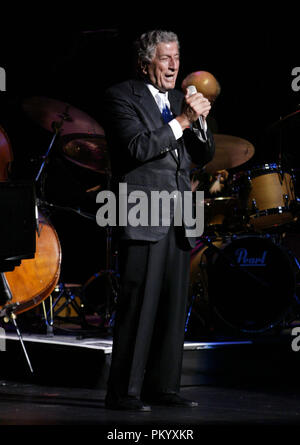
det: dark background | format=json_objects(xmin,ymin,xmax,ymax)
[{"xmin": 0, "ymin": 14, "xmax": 299, "ymax": 283}]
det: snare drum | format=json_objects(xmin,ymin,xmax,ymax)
[
  {"xmin": 204, "ymin": 196, "xmax": 237, "ymax": 228},
  {"xmin": 238, "ymin": 163, "xmax": 296, "ymax": 229}
]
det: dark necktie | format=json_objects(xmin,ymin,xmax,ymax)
[
  {"xmin": 156, "ymin": 93, "xmax": 173, "ymax": 123},
  {"xmin": 155, "ymin": 92, "xmax": 178, "ymax": 158},
  {"xmin": 161, "ymin": 103, "xmax": 173, "ymax": 123}
]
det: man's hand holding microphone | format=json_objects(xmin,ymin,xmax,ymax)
[{"xmin": 176, "ymin": 85, "xmax": 211, "ymax": 134}]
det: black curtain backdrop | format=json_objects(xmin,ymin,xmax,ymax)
[{"xmin": 0, "ymin": 15, "xmax": 299, "ymax": 282}]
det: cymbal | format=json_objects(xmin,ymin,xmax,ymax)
[
  {"xmin": 23, "ymin": 96, "xmax": 105, "ymax": 136},
  {"xmin": 267, "ymin": 109, "xmax": 300, "ymax": 132},
  {"xmin": 60, "ymin": 133, "xmax": 110, "ymax": 174},
  {"xmin": 204, "ymin": 134, "xmax": 255, "ymax": 174}
]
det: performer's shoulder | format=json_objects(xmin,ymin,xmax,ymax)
[{"xmin": 104, "ymin": 79, "xmax": 143, "ymax": 96}]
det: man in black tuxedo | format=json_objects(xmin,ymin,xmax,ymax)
[{"xmin": 103, "ymin": 30, "xmax": 215, "ymax": 411}]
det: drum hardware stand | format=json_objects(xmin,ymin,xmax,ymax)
[
  {"xmin": 96, "ymin": 171, "xmax": 119, "ymax": 329},
  {"xmin": 35, "ymin": 110, "xmax": 71, "ymax": 184},
  {"xmin": 42, "ymin": 282, "xmax": 89, "ymax": 331},
  {"xmin": 186, "ymin": 266, "xmax": 216, "ymax": 337},
  {"xmin": 251, "ymin": 199, "xmax": 258, "ymax": 214},
  {"xmin": 35, "ymin": 108, "xmax": 72, "ymax": 208},
  {"xmin": 80, "ymin": 237, "xmax": 119, "ymax": 333},
  {"xmin": 36, "ymin": 199, "xmax": 97, "ymax": 332},
  {"xmin": 80, "ymin": 170, "xmax": 119, "ymax": 334},
  {"xmin": 41, "ymin": 296, "xmax": 54, "ymax": 336},
  {"xmin": 37, "ymin": 199, "xmax": 96, "ymax": 222},
  {"xmin": 0, "ymin": 278, "xmax": 34, "ymax": 374},
  {"xmin": 284, "ymin": 194, "xmax": 289, "ymax": 209},
  {"xmin": 185, "ymin": 294, "xmax": 195, "ymax": 333}
]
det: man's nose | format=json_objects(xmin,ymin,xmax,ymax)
[{"xmin": 169, "ymin": 58, "xmax": 177, "ymax": 70}]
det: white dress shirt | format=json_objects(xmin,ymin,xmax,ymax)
[
  {"xmin": 147, "ymin": 84, "xmax": 183, "ymax": 140},
  {"xmin": 146, "ymin": 83, "xmax": 207, "ymax": 144}
]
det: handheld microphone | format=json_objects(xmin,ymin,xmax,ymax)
[{"xmin": 186, "ymin": 85, "xmax": 207, "ymax": 141}]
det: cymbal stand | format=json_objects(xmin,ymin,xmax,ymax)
[
  {"xmin": 37, "ymin": 199, "xmax": 96, "ymax": 223},
  {"xmin": 277, "ymin": 116, "xmax": 287, "ymax": 177},
  {"xmin": 81, "ymin": 170, "xmax": 119, "ymax": 331},
  {"xmin": 35, "ymin": 106, "xmax": 72, "ymax": 200},
  {"xmin": 101, "ymin": 171, "xmax": 119, "ymax": 328}
]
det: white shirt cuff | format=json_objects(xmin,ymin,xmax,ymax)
[{"xmin": 168, "ymin": 118, "xmax": 183, "ymax": 140}]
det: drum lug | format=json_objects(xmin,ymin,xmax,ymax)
[
  {"xmin": 251, "ymin": 199, "xmax": 258, "ymax": 213},
  {"xmin": 283, "ymin": 194, "xmax": 289, "ymax": 207}
]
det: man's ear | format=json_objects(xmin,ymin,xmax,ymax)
[{"xmin": 140, "ymin": 61, "xmax": 148, "ymax": 76}]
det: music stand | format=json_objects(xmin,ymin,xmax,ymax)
[{"xmin": 0, "ymin": 181, "xmax": 37, "ymax": 373}]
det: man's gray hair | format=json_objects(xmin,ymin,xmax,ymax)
[{"xmin": 135, "ymin": 30, "xmax": 180, "ymax": 64}]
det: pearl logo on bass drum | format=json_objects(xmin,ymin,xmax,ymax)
[
  {"xmin": 203, "ymin": 235, "xmax": 296, "ymax": 333},
  {"xmin": 235, "ymin": 248, "xmax": 268, "ymax": 266}
]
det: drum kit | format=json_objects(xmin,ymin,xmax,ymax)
[
  {"xmin": 0, "ymin": 93, "xmax": 300, "ymax": 351},
  {"xmin": 189, "ymin": 126, "xmax": 300, "ymax": 336},
  {"xmin": 184, "ymin": 70, "xmax": 300, "ymax": 336}
]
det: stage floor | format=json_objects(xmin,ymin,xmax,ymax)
[
  {"xmin": 0, "ymin": 324, "xmax": 300, "ymax": 429},
  {"xmin": 0, "ymin": 379, "xmax": 300, "ymax": 428}
]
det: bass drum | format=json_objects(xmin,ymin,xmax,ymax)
[
  {"xmin": 3, "ymin": 211, "xmax": 61, "ymax": 314},
  {"xmin": 205, "ymin": 235, "xmax": 296, "ymax": 333}
]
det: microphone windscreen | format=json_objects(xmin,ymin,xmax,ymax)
[{"xmin": 186, "ymin": 85, "xmax": 197, "ymax": 96}]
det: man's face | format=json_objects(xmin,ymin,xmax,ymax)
[{"xmin": 144, "ymin": 41, "xmax": 180, "ymax": 92}]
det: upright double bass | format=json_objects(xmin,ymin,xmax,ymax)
[{"xmin": 0, "ymin": 125, "xmax": 61, "ymax": 315}]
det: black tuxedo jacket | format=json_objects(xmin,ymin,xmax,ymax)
[{"xmin": 103, "ymin": 79, "xmax": 215, "ymax": 247}]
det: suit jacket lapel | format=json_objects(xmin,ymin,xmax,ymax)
[
  {"xmin": 168, "ymin": 89, "xmax": 183, "ymax": 117},
  {"xmin": 132, "ymin": 80, "xmax": 181, "ymax": 166},
  {"xmin": 132, "ymin": 80, "xmax": 163, "ymax": 128}
]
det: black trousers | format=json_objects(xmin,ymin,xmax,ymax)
[{"xmin": 106, "ymin": 224, "xmax": 191, "ymax": 400}]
